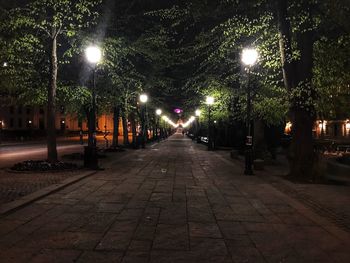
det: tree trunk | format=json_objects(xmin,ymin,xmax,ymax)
[
  {"xmin": 130, "ymin": 112, "xmax": 137, "ymax": 148},
  {"xmin": 112, "ymin": 105, "xmax": 120, "ymax": 148},
  {"xmin": 122, "ymin": 109, "xmax": 129, "ymax": 145},
  {"xmin": 276, "ymin": 0, "xmax": 316, "ymax": 180},
  {"xmin": 47, "ymin": 34, "xmax": 58, "ymax": 162}
]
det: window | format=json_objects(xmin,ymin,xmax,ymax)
[
  {"xmin": 18, "ymin": 118, "xmax": 22, "ymax": 128},
  {"xmin": 10, "ymin": 118, "xmax": 14, "ymax": 128},
  {"xmin": 18, "ymin": 106, "xmax": 22, "ymax": 114},
  {"xmin": 9, "ymin": 106, "xmax": 14, "ymax": 114},
  {"xmin": 39, "ymin": 108, "xmax": 44, "ymax": 115},
  {"xmin": 26, "ymin": 107, "xmax": 31, "ymax": 114}
]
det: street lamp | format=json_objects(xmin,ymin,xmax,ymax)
[
  {"xmin": 84, "ymin": 45, "xmax": 102, "ymax": 169},
  {"xmin": 195, "ymin": 109, "xmax": 201, "ymax": 142},
  {"xmin": 241, "ymin": 47, "xmax": 258, "ymax": 175},
  {"xmin": 0, "ymin": 120, "xmax": 3, "ymax": 144},
  {"xmin": 139, "ymin": 94, "xmax": 148, "ymax": 148},
  {"xmin": 156, "ymin": 109, "xmax": 162, "ymax": 141},
  {"xmin": 206, "ymin": 96, "xmax": 215, "ymax": 150}
]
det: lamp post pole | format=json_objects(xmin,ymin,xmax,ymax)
[
  {"xmin": 139, "ymin": 94, "xmax": 148, "ymax": 148},
  {"xmin": 156, "ymin": 109, "xmax": 162, "ymax": 142},
  {"xmin": 0, "ymin": 120, "xmax": 2, "ymax": 144},
  {"xmin": 245, "ymin": 68, "xmax": 254, "ymax": 175},
  {"xmin": 84, "ymin": 46, "xmax": 102, "ymax": 169},
  {"xmin": 241, "ymin": 48, "xmax": 258, "ymax": 175},
  {"xmin": 205, "ymin": 97, "xmax": 214, "ymax": 150},
  {"xmin": 208, "ymin": 104, "xmax": 212, "ymax": 150},
  {"xmin": 195, "ymin": 110, "xmax": 201, "ymax": 142}
]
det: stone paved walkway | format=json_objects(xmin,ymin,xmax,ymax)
[{"xmin": 0, "ymin": 133, "xmax": 349, "ymax": 262}]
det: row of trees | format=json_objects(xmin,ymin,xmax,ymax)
[
  {"xmin": 1, "ymin": 0, "xmax": 349, "ymax": 180},
  {"xmin": 154, "ymin": 0, "xmax": 350, "ymax": 180},
  {"xmin": 0, "ymin": 0, "xmax": 177, "ymax": 162}
]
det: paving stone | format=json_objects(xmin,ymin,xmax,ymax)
[
  {"xmin": 153, "ymin": 224, "xmax": 189, "ymax": 250},
  {"xmin": 17, "ymin": 231, "xmax": 102, "ymax": 250},
  {"xmin": 109, "ymin": 220, "xmax": 138, "ymax": 233},
  {"xmin": 228, "ymin": 246, "xmax": 266, "ymax": 263},
  {"xmin": 29, "ymin": 248, "xmax": 81, "ymax": 263},
  {"xmin": 217, "ymin": 221, "xmax": 247, "ymax": 237},
  {"xmin": 133, "ymin": 224, "xmax": 156, "ymax": 240},
  {"xmin": 0, "ymin": 248, "xmax": 39, "ymax": 263},
  {"xmin": 189, "ymin": 222, "xmax": 222, "ymax": 238},
  {"xmin": 128, "ymin": 240, "xmax": 152, "ymax": 251},
  {"xmin": 77, "ymin": 250, "xmax": 123, "ymax": 263},
  {"xmin": 96, "ymin": 231, "xmax": 132, "ymax": 251},
  {"xmin": 122, "ymin": 251, "xmax": 150, "ymax": 263},
  {"xmin": 96, "ymin": 203, "xmax": 124, "ymax": 213},
  {"xmin": 159, "ymin": 203, "xmax": 187, "ymax": 225},
  {"xmin": 68, "ymin": 212, "xmax": 118, "ymax": 232},
  {"xmin": 190, "ymin": 237, "xmax": 228, "ymax": 255}
]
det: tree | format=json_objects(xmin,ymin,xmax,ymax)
[{"xmin": 6, "ymin": 0, "xmax": 101, "ymax": 162}]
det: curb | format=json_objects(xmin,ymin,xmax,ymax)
[{"xmin": 0, "ymin": 170, "xmax": 97, "ymax": 217}]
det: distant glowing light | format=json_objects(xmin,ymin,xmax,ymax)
[
  {"xmin": 285, "ymin": 122, "xmax": 292, "ymax": 133},
  {"xmin": 195, "ymin": 109, "xmax": 201, "ymax": 117},
  {"xmin": 345, "ymin": 120, "xmax": 350, "ymax": 130},
  {"xmin": 161, "ymin": 115, "xmax": 178, "ymax": 128},
  {"xmin": 206, "ymin": 96, "xmax": 214, "ymax": 105},
  {"xmin": 139, "ymin": 94, "xmax": 148, "ymax": 103},
  {"xmin": 85, "ymin": 46, "xmax": 102, "ymax": 64},
  {"xmin": 156, "ymin": 109, "xmax": 162, "ymax": 115},
  {"xmin": 3, "ymin": 62, "xmax": 8, "ymax": 67},
  {"xmin": 318, "ymin": 120, "xmax": 327, "ymax": 130},
  {"xmin": 182, "ymin": 116, "xmax": 196, "ymax": 128},
  {"xmin": 174, "ymin": 108, "xmax": 182, "ymax": 114},
  {"xmin": 241, "ymin": 48, "xmax": 258, "ymax": 66},
  {"xmin": 28, "ymin": 120, "xmax": 32, "ymax": 124}
]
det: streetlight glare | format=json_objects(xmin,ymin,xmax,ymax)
[
  {"xmin": 85, "ymin": 46, "xmax": 102, "ymax": 64},
  {"xmin": 206, "ymin": 96, "xmax": 215, "ymax": 105},
  {"xmin": 139, "ymin": 94, "xmax": 148, "ymax": 103},
  {"xmin": 241, "ymin": 48, "xmax": 258, "ymax": 66},
  {"xmin": 195, "ymin": 109, "xmax": 201, "ymax": 116},
  {"xmin": 156, "ymin": 109, "xmax": 162, "ymax": 115}
]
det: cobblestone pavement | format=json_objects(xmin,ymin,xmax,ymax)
[
  {"xmin": 0, "ymin": 133, "xmax": 350, "ymax": 262},
  {"xmin": 0, "ymin": 170, "xmax": 81, "ymax": 204}
]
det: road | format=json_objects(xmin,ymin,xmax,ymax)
[
  {"xmin": 0, "ymin": 142, "xmax": 84, "ymax": 168},
  {"xmin": 0, "ymin": 135, "xmax": 124, "ymax": 168}
]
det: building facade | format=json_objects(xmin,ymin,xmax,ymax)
[{"xmin": 0, "ymin": 104, "xmax": 125, "ymax": 134}]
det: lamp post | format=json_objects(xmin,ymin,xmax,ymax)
[
  {"xmin": 84, "ymin": 45, "xmax": 102, "ymax": 169},
  {"xmin": 195, "ymin": 109, "xmax": 201, "ymax": 142},
  {"xmin": 139, "ymin": 94, "xmax": 148, "ymax": 148},
  {"xmin": 241, "ymin": 47, "xmax": 258, "ymax": 175},
  {"xmin": 206, "ymin": 96, "xmax": 214, "ymax": 150},
  {"xmin": 0, "ymin": 120, "xmax": 3, "ymax": 144},
  {"xmin": 156, "ymin": 109, "xmax": 162, "ymax": 141},
  {"xmin": 162, "ymin": 115, "xmax": 169, "ymax": 138}
]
